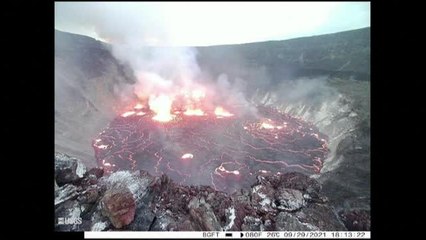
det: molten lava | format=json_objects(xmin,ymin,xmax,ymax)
[
  {"xmin": 134, "ymin": 103, "xmax": 144, "ymax": 110},
  {"xmin": 214, "ymin": 107, "xmax": 234, "ymax": 118},
  {"xmin": 181, "ymin": 153, "xmax": 194, "ymax": 159},
  {"xmin": 121, "ymin": 111, "xmax": 136, "ymax": 117},
  {"xmin": 260, "ymin": 122, "xmax": 275, "ymax": 129},
  {"xmin": 183, "ymin": 109, "xmax": 205, "ymax": 116},
  {"xmin": 149, "ymin": 94, "xmax": 174, "ymax": 122},
  {"xmin": 93, "ymin": 104, "xmax": 329, "ymax": 193}
]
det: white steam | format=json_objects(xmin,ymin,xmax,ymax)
[{"xmin": 55, "ymin": 2, "xmax": 204, "ymax": 104}]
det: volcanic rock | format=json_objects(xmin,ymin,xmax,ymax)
[
  {"xmin": 99, "ymin": 170, "xmax": 154, "ymax": 229},
  {"xmin": 274, "ymin": 188, "xmax": 305, "ymax": 212},
  {"xmin": 241, "ymin": 216, "xmax": 263, "ymax": 231},
  {"xmin": 278, "ymin": 172, "xmax": 322, "ymax": 193},
  {"xmin": 55, "ymin": 152, "xmax": 87, "ymax": 185},
  {"xmin": 85, "ymin": 167, "xmax": 104, "ymax": 179},
  {"xmin": 55, "ymin": 153, "xmax": 350, "ymax": 231},
  {"xmin": 127, "ymin": 205, "xmax": 156, "ymax": 231},
  {"xmin": 55, "ymin": 184, "xmax": 78, "ymax": 205},
  {"xmin": 251, "ymin": 184, "xmax": 275, "ymax": 211},
  {"xmin": 77, "ymin": 185, "xmax": 100, "ymax": 204},
  {"xmin": 222, "ymin": 207, "xmax": 237, "ymax": 231},
  {"xmin": 339, "ymin": 209, "xmax": 371, "ymax": 231},
  {"xmin": 100, "ymin": 170, "xmax": 153, "ymax": 200},
  {"xmin": 188, "ymin": 196, "xmax": 222, "ymax": 231},
  {"xmin": 275, "ymin": 212, "xmax": 314, "ymax": 231},
  {"xmin": 89, "ymin": 209, "xmax": 111, "ymax": 231},
  {"xmin": 295, "ymin": 203, "xmax": 346, "ymax": 231},
  {"xmin": 91, "ymin": 221, "xmax": 109, "ymax": 231},
  {"xmin": 80, "ymin": 167, "xmax": 104, "ymax": 188},
  {"xmin": 100, "ymin": 185, "xmax": 136, "ymax": 229},
  {"xmin": 127, "ymin": 187, "xmax": 157, "ymax": 231},
  {"xmin": 150, "ymin": 213, "xmax": 177, "ymax": 231}
]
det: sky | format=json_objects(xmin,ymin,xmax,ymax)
[{"xmin": 55, "ymin": 2, "xmax": 370, "ymax": 47}]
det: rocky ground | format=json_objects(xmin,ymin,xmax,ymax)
[{"xmin": 55, "ymin": 152, "xmax": 369, "ymax": 231}]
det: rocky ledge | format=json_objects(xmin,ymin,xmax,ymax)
[{"xmin": 55, "ymin": 152, "xmax": 369, "ymax": 231}]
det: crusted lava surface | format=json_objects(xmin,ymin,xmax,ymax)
[{"xmin": 93, "ymin": 106, "xmax": 329, "ymax": 193}]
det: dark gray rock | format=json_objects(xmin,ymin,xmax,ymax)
[
  {"xmin": 150, "ymin": 212, "xmax": 177, "ymax": 231},
  {"xmin": 177, "ymin": 219, "xmax": 196, "ymax": 231},
  {"xmin": 77, "ymin": 185, "xmax": 100, "ymax": 204},
  {"xmin": 55, "ymin": 184, "xmax": 78, "ymax": 205},
  {"xmin": 275, "ymin": 212, "xmax": 313, "ymax": 231},
  {"xmin": 320, "ymin": 128, "xmax": 370, "ymax": 212},
  {"xmin": 241, "ymin": 216, "xmax": 263, "ymax": 231},
  {"xmin": 55, "ymin": 152, "xmax": 86, "ymax": 185},
  {"xmin": 296, "ymin": 203, "xmax": 346, "ymax": 231},
  {"xmin": 188, "ymin": 196, "xmax": 222, "ymax": 231},
  {"xmin": 339, "ymin": 209, "xmax": 370, "ymax": 231},
  {"xmin": 54, "ymin": 152, "xmax": 357, "ymax": 232},
  {"xmin": 127, "ymin": 189, "xmax": 156, "ymax": 231},
  {"xmin": 127, "ymin": 207, "xmax": 156, "ymax": 231},
  {"xmin": 89, "ymin": 209, "xmax": 111, "ymax": 231},
  {"xmin": 274, "ymin": 188, "xmax": 305, "ymax": 212},
  {"xmin": 85, "ymin": 167, "xmax": 104, "ymax": 179}
]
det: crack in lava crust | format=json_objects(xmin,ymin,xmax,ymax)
[{"xmin": 93, "ymin": 106, "xmax": 329, "ymax": 193}]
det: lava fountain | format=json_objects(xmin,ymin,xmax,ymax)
[{"xmin": 93, "ymin": 89, "xmax": 329, "ymax": 193}]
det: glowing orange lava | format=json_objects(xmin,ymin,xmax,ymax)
[
  {"xmin": 260, "ymin": 122, "xmax": 275, "ymax": 129},
  {"xmin": 183, "ymin": 108, "xmax": 205, "ymax": 116},
  {"xmin": 214, "ymin": 107, "xmax": 234, "ymax": 118},
  {"xmin": 121, "ymin": 111, "xmax": 136, "ymax": 117},
  {"xmin": 216, "ymin": 164, "xmax": 241, "ymax": 176},
  {"xmin": 134, "ymin": 103, "xmax": 144, "ymax": 110},
  {"xmin": 181, "ymin": 153, "xmax": 194, "ymax": 159},
  {"xmin": 95, "ymin": 105, "xmax": 329, "ymax": 193},
  {"xmin": 97, "ymin": 144, "xmax": 109, "ymax": 149},
  {"xmin": 149, "ymin": 94, "xmax": 174, "ymax": 122}
]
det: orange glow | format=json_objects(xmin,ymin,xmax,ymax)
[
  {"xmin": 184, "ymin": 108, "xmax": 205, "ymax": 116},
  {"xmin": 216, "ymin": 165, "xmax": 240, "ymax": 175},
  {"xmin": 149, "ymin": 94, "xmax": 174, "ymax": 122},
  {"xmin": 181, "ymin": 153, "xmax": 194, "ymax": 159},
  {"xmin": 97, "ymin": 144, "xmax": 109, "ymax": 149},
  {"xmin": 134, "ymin": 103, "xmax": 144, "ymax": 110},
  {"xmin": 121, "ymin": 111, "xmax": 136, "ymax": 117},
  {"xmin": 260, "ymin": 122, "xmax": 275, "ymax": 129},
  {"xmin": 214, "ymin": 107, "xmax": 234, "ymax": 118}
]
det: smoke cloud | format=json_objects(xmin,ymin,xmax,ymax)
[
  {"xmin": 55, "ymin": 2, "xmax": 258, "ymax": 115},
  {"xmin": 276, "ymin": 76, "xmax": 336, "ymax": 104},
  {"xmin": 55, "ymin": 3, "xmax": 340, "ymax": 118}
]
